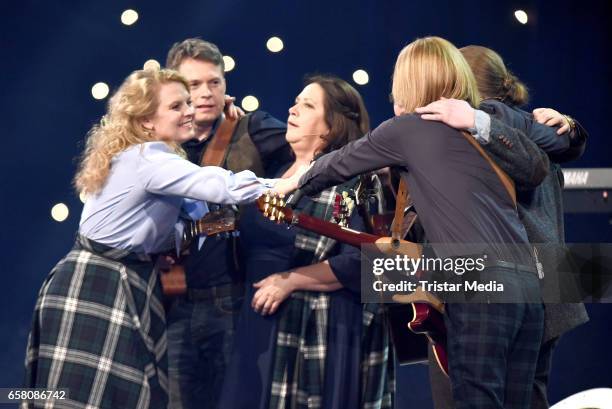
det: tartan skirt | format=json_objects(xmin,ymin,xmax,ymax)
[
  {"xmin": 270, "ymin": 292, "xmax": 395, "ymax": 409},
  {"xmin": 22, "ymin": 235, "xmax": 168, "ymax": 409}
]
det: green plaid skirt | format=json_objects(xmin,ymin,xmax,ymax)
[
  {"xmin": 268, "ymin": 294, "xmax": 395, "ymax": 409},
  {"xmin": 267, "ymin": 179, "xmax": 394, "ymax": 409},
  {"xmin": 23, "ymin": 235, "xmax": 168, "ymax": 409}
]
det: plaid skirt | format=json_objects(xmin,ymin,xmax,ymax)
[
  {"xmin": 22, "ymin": 235, "xmax": 168, "ymax": 409},
  {"xmin": 269, "ymin": 292, "xmax": 395, "ymax": 409}
]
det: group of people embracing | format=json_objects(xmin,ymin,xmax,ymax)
[{"xmin": 23, "ymin": 35, "xmax": 587, "ymax": 409}]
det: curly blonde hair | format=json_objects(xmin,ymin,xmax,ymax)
[{"xmin": 75, "ymin": 68, "xmax": 188, "ymax": 195}]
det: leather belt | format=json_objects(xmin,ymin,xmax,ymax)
[
  {"xmin": 484, "ymin": 260, "xmax": 537, "ymax": 275},
  {"xmin": 186, "ymin": 283, "xmax": 245, "ymax": 301}
]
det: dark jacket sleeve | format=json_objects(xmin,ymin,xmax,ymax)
[
  {"xmin": 299, "ymin": 118, "xmax": 407, "ymax": 196},
  {"xmin": 482, "ymin": 101, "xmax": 570, "ymax": 155},
  {"xmin": 484, "ymin": 116, "xmax": 550, "ymax": 190},
  {"xmin": 549, "ymin": 120, "xmax": 588, "ymax": 163},
  {"xmin": 327, "ymin": 207, "xmax": 367, "ymax": 295},
  {"xmin": 482, "ymin": 100, "xmax": 587, "ymax": 165},
  {"xmin": 248, "ymin": 111, "xmax": 292, "ymax": 176}
]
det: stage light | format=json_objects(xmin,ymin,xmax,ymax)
[
  {"xmin": 223, "ymin": 55, "xmax": 235, "ymax": 72},
  {"xmin": 51, "ymin": 203, "xmax": 69, "ymax": 222},
  {"xmin": 121, "ymin": 9, "xmax": 139, "ymax": 26},
  {"xmin": 241, "ymin": 95, "xmax": 259, "ymax": 112},
  {"xmin": 91, "ymin": 82, "xmax": 109, "ymax": 100},
  {"xmin": 514, "ymin": 10, "xmax": 528, "ymax": 24},
  {"xmin": 79, "ymin": 192, "xmax": 87, "ymax": 204},
  {"xmin": 266, "ymin": 37, "xmax": 284, "ymax": 53},
  {"xmin": 352, "ymin": 69, "xmax": 369, "ymax": 85},
  {"xmin": 143, "ymin": 59, "xmax": 160, "ymax": 71}
]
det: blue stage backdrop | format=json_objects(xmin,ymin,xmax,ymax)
[{"xmin": 1, "ymin": 1, "xmax": 611, "ymax": 406}]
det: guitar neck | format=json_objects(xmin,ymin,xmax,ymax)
[
  {"xmin": 291, "ymin": 212, "xmax": 380, "ymax": 247},
  {"xmin": 257, "ymin": 194, "xmax": 382, "ymax": 248}
]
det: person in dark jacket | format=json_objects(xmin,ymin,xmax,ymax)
[
  {"xmin": 163, "ymin": 38, "xmax": 292, "ymax": 409},
  {"xmin": 297, "ymin": 36, "xmax": 547, "ymax": 409},
  {"xmin": 416, "ymin": 45, "xmax": 589, "ymax": 409}
]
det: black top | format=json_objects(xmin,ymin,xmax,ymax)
[
  {"xmin": 479, "ymin": 99, "xmax": 589, "ymax": 339},
  {"xmin": 182, "ymin": 111, "xmax": 289, "ymax": 289},
  {"xmin": 300, "ymin": 114, "xmax": 533, "ymax": 264}
]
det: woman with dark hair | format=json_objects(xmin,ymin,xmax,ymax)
[{"xmin": 219, "ymin": 75, "xmax": 394, "ymax": 409}]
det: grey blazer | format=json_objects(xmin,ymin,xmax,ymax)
[{"xmin": 481, "ymin": 99, "xmax": 589, "ymax": 341}]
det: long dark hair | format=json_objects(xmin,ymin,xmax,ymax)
[
  {"xmin": 460, "ymin": 45, "xmax": 529, "ymax": 106},
  {"xmin": 305, "ymin": 74, "xmax": 370, "ymax": 157}
]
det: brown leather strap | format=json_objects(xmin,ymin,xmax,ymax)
[
  {"xmin": 390, "ymin": 177, "xmax": 420, "ymax": 242},
  {"xmin": 391, "ymin": 178, "xmax": 409, "ymax": 241},
  {"xmin": 161, "ymin": 117, "xmax": 239, "ymax": 297},
  {"xmin": 201, "ymin": 117, "xmax": 239, "ymax": 167},
  {"xmin": 461, "ymin": 131, "xmax": 517, "ymax": 207}
]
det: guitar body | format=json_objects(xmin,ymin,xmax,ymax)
[
  {"xmin": 409, "ymin": 303, "xmax": 448, "ymax": 376},
  {"xmin": 385, "ymin": 302, "xmax": 448, "ymax": 376},
  {"xmin": 386, "ymin": 304, "xmax": 429, "ymax": 365}
]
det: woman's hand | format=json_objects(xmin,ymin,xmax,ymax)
[
  {"xmin": 252, "ymin": 272, "xmax": 295, "ymax": 315},
  {"xmin": 415, "ymin": 97, "xmax": 476, "ymax": 129},
  {"xmin": 532, "ymin": 108, "xmax": 571, "ymax": 135}
]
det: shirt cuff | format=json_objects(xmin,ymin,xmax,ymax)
[
  {"xmin": 181, "ymin": 198, "xmax": 209, "ymax": 220},
  {"xmin": 258, "ymin": 177, "xmax": 278, "ymax": 189},
  {"xmin": 469, "ymin": 110, "xmax": 491, "ymax": 145}
]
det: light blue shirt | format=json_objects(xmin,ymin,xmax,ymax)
[{"xmin": 79, "ymin": 142, "xmax": 274, "ymax": 254}]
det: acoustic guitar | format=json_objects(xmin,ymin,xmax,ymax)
[{"xmin": 256, "ymin": 193, "xmax": 448, "ymax": 375}]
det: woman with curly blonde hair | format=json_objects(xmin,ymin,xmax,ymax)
[
  {"xmin": 74, "ymin": 69, "xmax": 187, "ymax": 195},
  {"xmin": 23, "ymin": 68, "xmax": 298, "ymax": 409}
]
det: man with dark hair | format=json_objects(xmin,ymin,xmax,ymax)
[{"xmin": 164, "ymin": 37, "xmax": 291, "ymax": 409}]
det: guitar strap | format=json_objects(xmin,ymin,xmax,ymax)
[
  {"xmin": 201, "ymin": 116, "xmax": 239, "ymax": 167},
  {"xmin": 160, "ymin": 116, "xmax": 240, "ymax": 297},
  {"xmin": 391, "ymin": 178, "xmax": 409, "ymax": 242},
  {"xmin": 461, "ymin": 131, "xmax": 517, "ymax": 207},
  {"xmin": 390, "ymin": 177, "xmax": 419, "ymax": 242}
]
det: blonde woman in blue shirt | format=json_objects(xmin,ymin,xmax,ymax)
[{"xmin": 22, "ymin": 68, "xmax": 298, "ymax": 409}]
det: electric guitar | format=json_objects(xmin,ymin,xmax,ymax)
[{"xmin": 256, "ymin": 193, "xmax": 448, "ymax": 375}]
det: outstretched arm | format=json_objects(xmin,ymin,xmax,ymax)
[
  {"xmin": 138, "ymin": 142, "xmax": 300, "ymax": 203},
  {"xmin": 299, "ymin": 121, "xmax": 407, "ymax": 196},
  {"xmin": 252, "ymin": 204, "xmax": 367, "ymax": 315},
  {"xmin": 415, "ymin": 98, "xmax": 550, "ymax": 189}
]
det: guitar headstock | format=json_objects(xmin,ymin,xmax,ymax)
[
  {"xmin": 257, "ymin": 192, "xmax": 290, "ymax": 223},
  {"xmin": 182, "ymin": 208, "xmax": 237, "ymax": 246},
  {"xmin": 332, "ymin": 191, "xmax": 355, "ymax": 227}
]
